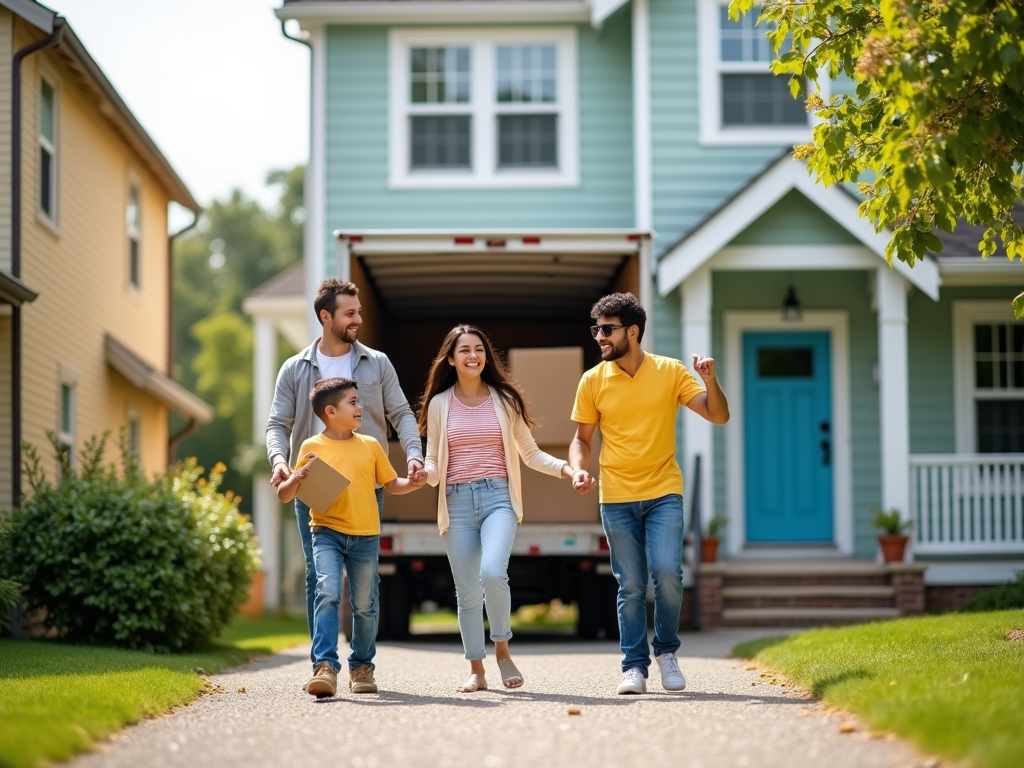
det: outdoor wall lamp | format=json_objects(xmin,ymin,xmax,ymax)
[{"xmin": 782, "ymin": 286, "xmax": 801, "ymax": 321}]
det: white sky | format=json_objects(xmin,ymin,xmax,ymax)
[{"xmin": 50, "ymin": 0, "xmax": 309, "ymax": 209}]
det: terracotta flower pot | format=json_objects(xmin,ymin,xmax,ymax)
[
  {"xmin": 878, "ymin": 534, "xmax": 909, "ymax": 563},
  {"xmin": 700, "ymin": 537, "xmax": 720, "ymax": 564}
]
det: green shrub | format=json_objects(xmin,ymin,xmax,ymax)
[
  {"xmin": 0, "ymin": 519, "xmax": 18, "ymax": 632},
  {"xmin": 959, "ymin": 570, "xmax": 1024, "ymax": 612},
  {"xmin": 2, "ymin": 432, "xmax": 260, "ymax": 652}
]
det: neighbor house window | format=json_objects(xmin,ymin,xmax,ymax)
[
  {"xmin": 390, "ymin": 29, "xmax": 577, "ymax": 188},
  {"xmin": 39, "ymin": 78, "xmax": 57, "ymax": 220},
  {"xmin": 127, "ymin": 185, "xmax": 141, "ymax": 288},
  {"xmin": 58, "ymin": 382, "xmax": 75, "ymax": 469},
  {"xmin": 954, "ymin": 302, "xmax": 1024, "ymax": 454},
  {"xmin": 698, "ymin": 0, "xmax": 812, "ymax": 145}
]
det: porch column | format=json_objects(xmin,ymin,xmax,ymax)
[
  {"xmin": 681, "ymin": 266, "xmax": 714, "ymax": 534},
  {"xmin": 252, "ymin": 315, "xmax": 281, "ymax": 613},
  {"xmin": 876, "ymin": 266, "xmax": 910, "ymax": 529}
]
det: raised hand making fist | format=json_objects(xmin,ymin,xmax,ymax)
[{"xmin": 691, "ymin": 354, "xmax": 717, "ymax": 382}]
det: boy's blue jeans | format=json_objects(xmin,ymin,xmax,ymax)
[
  {"xmin": 295, "ymin": 488, "xmax": 384, "ymax": 643},
  {"xmin": 600, "ymin": 493, "xmax": 686, "ymax": 676},
  {"xmin": 310, "ymin": 526, "xmax": 379, "ymax": 673}
]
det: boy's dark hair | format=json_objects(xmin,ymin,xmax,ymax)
[
  {"xmin": 313, "ymin": 279, "xmax": 359, "ymax": 325},
  {"xmin": 591, "ymin": 292, "xmax": 647, "ymax": 342},
  {"xmin": 310, "ymin": 377, "xmax": 358, "ymax": 421}
]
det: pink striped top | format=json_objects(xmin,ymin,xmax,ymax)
[{"xmin": 445, "ymin": 395, "xmax": 507, "ymax": 484}]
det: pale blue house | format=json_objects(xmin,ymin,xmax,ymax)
[{"xmin": 250, "ymin": 0, "xmax": 1024, "ymax": 624}]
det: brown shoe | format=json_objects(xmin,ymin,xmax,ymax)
[
  {"xmin": 304, "ymin": 663, "xmax": 338, "ymax": 698},
  {"xmin": 348, "ymin": 665, "xmax": 378, "ymax": 693}
]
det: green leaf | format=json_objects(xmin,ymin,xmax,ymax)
[{"xmin": 1014, "ymin": 292, "xmax": 1024, "ymax": 320}]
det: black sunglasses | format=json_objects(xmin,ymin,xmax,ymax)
[{"xmin": 590, "ymin": 323, "xmax": 626, "ymax": 338}]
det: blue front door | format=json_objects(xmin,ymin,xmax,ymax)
[{"xmin": 743, "ymin": 332, "xmax": 833, "ymax": 543}]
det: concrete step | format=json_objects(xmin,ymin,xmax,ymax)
[
  {"xmin": 720, "ymin": 606, "xmax": 902, "ymax": 627},
  {"xmin": 723, "ymin": 585, "xmax": 896, "ymax": 599}
]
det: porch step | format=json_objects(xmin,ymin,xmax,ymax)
[
  {"xmin": 723, "ymin": 585, "xmax": 895, "ymax": 599},
  {"xmin": 721, "ymin": 607, "xmax": 902, "ymax": 626}
]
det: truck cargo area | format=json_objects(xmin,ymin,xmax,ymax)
[{"xmin": 338, "ymin": 230, "xmax": 650, "ymax": 639}]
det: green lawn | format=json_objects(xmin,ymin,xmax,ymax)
[
  {"xmin": 733, "ymin": 610, "xmax": 1024, "ymax": 768},
  {"xmin": 0, "ymin": 616, "xmax": 308, "ymax": 768}
]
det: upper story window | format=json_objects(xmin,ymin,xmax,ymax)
[
  {"xmin": 698, "ymin": 1, "xmax": 813, "ymax": 146},
  {"xmin": 39, "ymin": 78, "xmax": 58, "ymax": 221},
  {"xmin": 389, "ymin": 29, "xmax": 578, "ymax": 189},
  {"xmin": 127, "ymin": 185, "xmax": 141, "ymax": 289}
]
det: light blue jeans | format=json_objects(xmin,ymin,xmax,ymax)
[
  {"xmin": 310, "ymin": 527, "xmax": 379, "ymax": 673},
  {"xmin": 600, "ymin": 493, "xmax": 686, "ymax": 676},
  {"xmin": 442, "ymin": 477, "xmax": 518, "ymax": 660}
]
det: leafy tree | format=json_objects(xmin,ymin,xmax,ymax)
[
  {"xmin": 730, "ymin": 0, "xmax": 1024, "ymax": 315},
  {"xmin": 173, "ymin": 168, "xmax": 304, "ymax": 508}
]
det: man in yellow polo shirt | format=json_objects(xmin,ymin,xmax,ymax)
[{"xmin": 569, "ymin": 292, "xmax": 729, "ymax": 695}]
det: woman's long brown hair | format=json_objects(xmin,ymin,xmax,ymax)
[{"xmin": 417, "ymin": 325, "xmax": 535, "ymax": 432}]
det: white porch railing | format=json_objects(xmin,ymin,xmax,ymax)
[{"xmin": 909, "ymin": 454, "xmax": 1024, "ymax": 555}]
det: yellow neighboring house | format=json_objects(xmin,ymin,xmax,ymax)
[{"xmin": 0, "ymin": 0, "xmax": 212, "ymax": 510}]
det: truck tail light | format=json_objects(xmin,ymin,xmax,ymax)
[
  {"xmin": 598, "ymin": 536, "xmax": 609, "ymax": 552},
  {"xmin": 627, "ymin": 234, "xmax": 642, "ymax": 241},
  {"xmin": 522, "ymin": 236, "xmax": 541, "ymax": 245},
  {"xmin": 379, "ymin": 536, "xmax": 393, "ymax": 553},
  {"xmin": 528, "ymin": 545, "xmax": 541, "ymax": 555},
  {"xmin": 348, "ymin": 235, "xmax": 363, "ymax": 243},
  {"xmin": 454, "ymin": 236, "xmax": 474, "ymax": 245},
  {"xmin": 486, "ymin": 239, "xmax": 506, "ymax": 247}
]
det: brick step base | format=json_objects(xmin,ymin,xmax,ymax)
[{"xmin": 723, "ymin": 585, "xmax": 896, "ymax": 599}]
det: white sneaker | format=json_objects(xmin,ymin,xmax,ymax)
[
  {"xmin": 616, "ymin": 668, "xmax": 647, "ymax": 695},
  {"xmin": 656, "ymin": 653, "xmax": 687, "ymax": 691}
]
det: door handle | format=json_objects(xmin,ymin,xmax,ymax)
[{"xmin": 821, "ymin": 440, "xmax": 831, "ymax": 466}]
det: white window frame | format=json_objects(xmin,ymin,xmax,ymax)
[
  {"xmin": 38, "ymin": 72, "xmax": 59, "ymax": 227},
  {"xmin": 126, "ymin": 181, "xmax": 142, "ymax": 290},
  {"xmin": 697, "ymin": 0, "xmax": 815, "ymax": 146},
  {"xmin": 953, "ymin": 300, "xmax": 1024, "ymax": 454},
  {"xmin": 388, "ymin": 27, "xmax": 579, "ymax": 189},
  {"xmin": 57, "ymin": 364, "xmax": 77, "ymax": 471}
]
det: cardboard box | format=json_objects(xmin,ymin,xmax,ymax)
[
  {"xmin": 519, "ymin": 435, "xmax": 602, "ymax": 523},
  {"xmin": 508, "ymin": 346, "xmax": 583, "ymax": 446}
]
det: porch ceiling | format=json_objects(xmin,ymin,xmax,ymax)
[{"xmin": 357, "ymin": 251, "xmax": 630, "ymax": 322}]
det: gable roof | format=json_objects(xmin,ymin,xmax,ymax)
[
  {"xmin": 656, "ymin": 152, "xmax": 942, "ymax": 300},
  {"xmin": 7, "ymin": 1, "xmax": 200, "ymax": 212}
]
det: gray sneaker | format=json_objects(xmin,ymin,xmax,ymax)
[
  {"xmin": 656, "ymin": 653, "xmax": 687, "ymax": 691},
  {"xmin": 616, "ymin": 667, "xmax": 647, "ymax": 695}
]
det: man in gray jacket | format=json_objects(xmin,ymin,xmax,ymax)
[{"xmin": 267, "ymin": 278, "xmax": 424, "ymax": 648}]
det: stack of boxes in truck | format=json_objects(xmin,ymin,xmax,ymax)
[{"xmin": 377, "ymin": 346, "xmax": 618, "ymax": 639}]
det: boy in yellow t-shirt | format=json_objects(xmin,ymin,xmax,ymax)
[{"xmin": 277, "ymin": 377, "xmax": 426, "ymax": 699}]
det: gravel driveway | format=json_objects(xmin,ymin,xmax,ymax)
[{"xmin": 74, "ymin": 629, "xmax": 931, "ymax": 768}]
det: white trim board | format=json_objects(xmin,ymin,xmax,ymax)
[
  {"xmin": 723, "ymin": 311, "xmax": 853, "ymax": 557},
  {"xmin": 279, "ymin": 2, "xmax": 591, "ymax": 25},
  {"xmin": 657, "ymin": 156, "xmax": 941, "ymax": 300},
  {"xmin": 952, "ymin": 300, "xmax": 1022, "ymax": 454}
]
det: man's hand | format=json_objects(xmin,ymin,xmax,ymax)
[
  {"xmin": 572, "ymin": 470, "xmax": 597, "ymax": 494},
  {"xmin": 270, "ymin": 461, "xmax": 291, "ymax": 488},
  {"xmin": 408, "ymin": 459, "xmax": 426, "ymax": 483},
  {"xmin": 691, "ymin": 354, "xmax": 717, "ymax": 382}
]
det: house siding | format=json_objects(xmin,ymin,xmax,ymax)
[
  {"xmin": 16, "ymin": 41, "xmax": 172, "ymax": 487},
  {"xmin": 322, "ymin": 17, "xmax": 635, "ymax": 273},
  {"xmin": 728, "ymin": 190, "xmax": 862, "ymax": 247},
  {"xmin": 0, "ymin": 11, "xmax": 12, "ymax": 273},
  {"xmin": 712, "ymin": 270, "xmax": 881, "ymax": 558},
  {"xmin": 907, "ymin": 284, "xmax": 1016, "ymax": 455},
  {"xmin": 648, "ymin": 0, "xmax": 785, "ymax": 259}
]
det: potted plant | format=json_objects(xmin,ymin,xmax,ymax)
[
  {"xmin": 872, "ymin": 508, "xmax": 913, "ymax": 563},
  {"xmin": 701, "ymin": 515, "xmax": 728, "ymax": 563}
]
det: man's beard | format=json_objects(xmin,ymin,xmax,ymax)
[
  {"xmin": 331, "ymin": 324, "xmax": 358, "ymax": 344},
  {"xmin": 602, "ymin": 336, "xmax": 629, "ymax": 361}
]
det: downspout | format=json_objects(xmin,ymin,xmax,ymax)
[
  {"xmin": 166, "ymin": 209, "xmax": 200, "ymax": 464},
  {"xmin": 11, "ymin": 18, "xmax": 65, "ymax": 509}
]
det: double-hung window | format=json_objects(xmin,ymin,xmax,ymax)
[
  {"xmin": 954, "ymin": 302, "xmax": 1024, "ymax": 453},
  {"xmin": 39, "ymin": 78, "xmax": 58, "ymax": 221},
  {"xmin": 127, "ymin": 185, "xmax": 141, "ymax": 289},
  {"xmin": 390, "ymin": 29, "xmax": 578, "ymax": 188},
  {"xmin": 698, "ymin": 0, "xmax": 811, "ymax": 145}
]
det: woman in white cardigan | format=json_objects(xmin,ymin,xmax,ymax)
[{"xmin": 420, "ymin": 325, "xmax": 577, "ymax": 693}]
